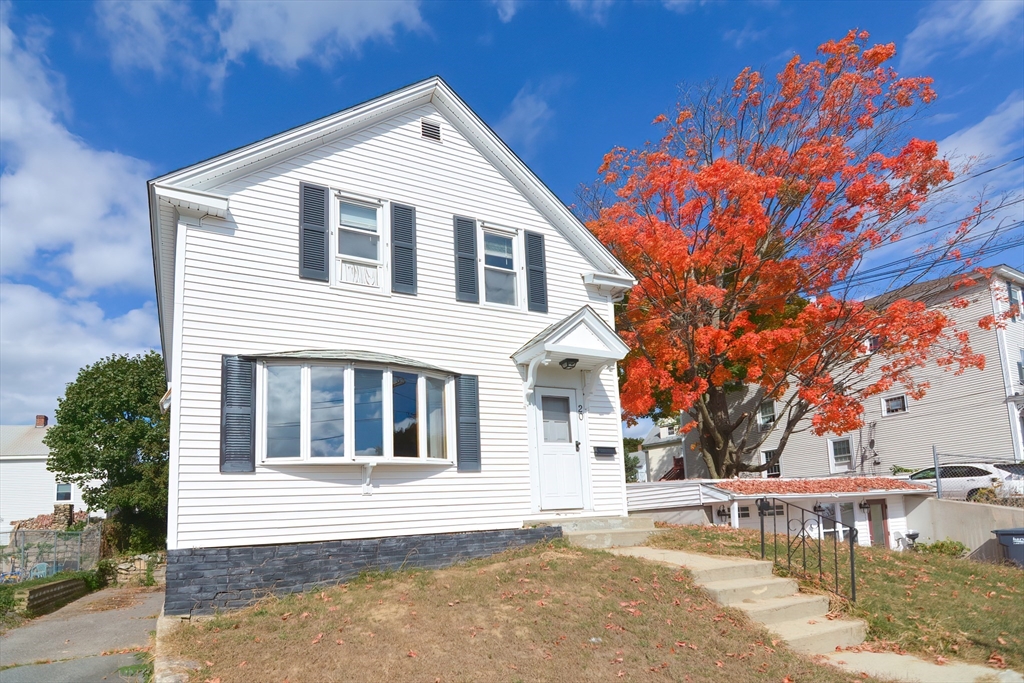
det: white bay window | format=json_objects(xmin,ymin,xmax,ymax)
[{"xmin": 260, "ymin": 362, "xmax": 454, "ymax": 463}]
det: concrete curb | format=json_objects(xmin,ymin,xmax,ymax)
[{"xmin": 153, "ymin": 611, "xmax": 199, "ymax": 683}]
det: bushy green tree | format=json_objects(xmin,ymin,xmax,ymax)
[{"xmin": 45, "ymin": 351, "xmax": 168, "ymax": 551}]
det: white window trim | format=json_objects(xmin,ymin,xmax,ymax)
[
  {"xmin": 880, "ymin": 394, "xmax": 908, "ymax": 417},
  {"xmin": 478, "ymin": 222, "xmax": 526, "ymax": 312},
  {"xmin": 760, "ymin": 449, "xmax": 781, "ymax": 478},
  {"xmin": 256, "ymin": 360, "xmax": 456, "ymax": 466},
  {"xmin": 757, "ymin": 401, "xmax": 775, "ymax": 432},
  {"xmin": 828, "ymin": 437, "xmax": 854, "ymax": 473},
  {"xmin": 331, "ymin": 192, "xmax": 390, "ymax": 296},
  {"xmin": 55, "ymin": 482, "xmax": 72, "ymax": 502}
]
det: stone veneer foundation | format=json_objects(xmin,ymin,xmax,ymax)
[{"xmin": 164, "ymin": 526, "xmax": 562, "ymax": 615}]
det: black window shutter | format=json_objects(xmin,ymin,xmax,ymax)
[
  {"xmin": 220, "ymin": 355, "xmax": 256, "ymax": 473},
  {"xmin": 391, "ymin": 203, "xmax": 417, "ymax": 295},
  {"xmin": 525, "ymin": 231, "xmax": 548, "ymax": 313},
  {"xmin": 454, "ymin": 216, "xmax": 478, "ymax": 303},
  {"xmin": 455, "ymin": 375, "xmax": 481, "ymax": 472},
  {"xmin": 299, "ymin": 182, "xmax": 329, "ymax": 281}
]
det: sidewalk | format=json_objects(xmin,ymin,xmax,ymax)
[{"xmin": 0, "ymin": 585, "xmax": 163, "ymax": 683}]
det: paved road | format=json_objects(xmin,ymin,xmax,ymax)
[{"xmin": 0, "ymin": 585, "xmax": 163, "ymax": 683}]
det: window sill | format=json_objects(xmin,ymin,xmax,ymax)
[{"xmin": 262, "ymin": 458, "xmax": 454, "ymax": 467}]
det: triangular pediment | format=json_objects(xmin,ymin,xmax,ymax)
[{"xmin": 512, "ymin": 306, "xmax": 630, "ymax": 365}]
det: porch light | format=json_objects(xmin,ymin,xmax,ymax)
[
  {"xmin": 812, "ymin": 502, "xmax": 826, "ymax": 515},
  {"xmin": 716, "ymin": 505, "xmax": 729, "ymax": 520},
  {"xmin": 559, "ymin": 358, "xmax": 579, "ymax": 370},
  {"xmin": 858, "ymin": 500, "xmax": 871, "ymax": 511}
]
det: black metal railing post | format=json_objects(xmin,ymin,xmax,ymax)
[{"xmin": 849, "ymin": 528, "xmax": 857, "ymax": 602}]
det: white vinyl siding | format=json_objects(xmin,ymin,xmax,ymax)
[{"xmin": 168, "ymin": 103, "xmax": 625, "ymax": 549}]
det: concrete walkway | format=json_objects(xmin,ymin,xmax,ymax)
[
  {"xmin": 612, "ymin": 546, "xmax": 1023, "ymax": 683},
  {"xmin": 0, "ymin": 585, "xmax": 163, "ymax": 683}
]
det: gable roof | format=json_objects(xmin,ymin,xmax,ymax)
[
  {"xmin": 148, "ymin": 77, "xmax": 635, "ymax": 376},
  {"xmin": 865, "ymin": 264, "xmax": 1023, "ymax": 309},
  {"xmin": 0, "ymin": 425, "xmax": 50, "ymax": 458},
  {"xmin": 511, "ymin": 305, "xmax": 630, "ymax": 365}
]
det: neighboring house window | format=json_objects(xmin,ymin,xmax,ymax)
[
  {"xmin": 762, "ymin": 449, "xmax": 781, "ymax": 478},
  {"xmin": 337, "ymin": 200, "xmax": 383, "ymax": 289},
  {"xmin": 55, "ymin": 483, "xmax": 71, "ymax": 502},
  {"xmin": 262, "ymin": 362, "xmax": 453, "ymax": 462},
  {"xmin": 1017, "ymin": 349, "xmax": 1024, "ymax": 385},
  {"xmin": 483, "ymin": 230, "xmax": 517, "ymax": 306},
  {"xmin": 738, "ymin": 506, "xmax": 750, "ymax": 519},
  {"xmin": 1009, "ymin": 281, "xmax": 1020, "ymax": 322},
  {"xmin": 757, "ymin": 401, "xmax": 775, "ymax": 432},
  {"xmin": 866, "ymin": 335, "xmax": 882, "ymax": 353},
  {"xmin": 829, "ymin": 437, "xmax": 854, "ymax": 472},
  {"xmin": 882, "ymin": 395, "xmax": 908, "ymax": 416},
  {"xmin": 762, "ymin": 503, "xmax": 786, "ymax": 517}
]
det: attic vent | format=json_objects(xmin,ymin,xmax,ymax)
[{"xmin": 421, "ymin": 119, "xmax": 441, "ymax": 142}]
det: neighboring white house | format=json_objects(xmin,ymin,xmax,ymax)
[
  {"xmin": 150, "ymin": 77, "xmax": 636, "ymax": 615},
  {"xmin": 641, "ymin": 267, "xmax": 1024, "ymax": 481},
  {"xmin": 0, "ymin": 416, "xmax": 88, "ymax": 544},
  {"xmin": 626, "ymin": 477, "xmax": 934, "ymax": 551}
]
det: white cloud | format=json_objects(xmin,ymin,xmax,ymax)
[
  {"xmin": 95, "ymin": 0, "xmax": 424, "ymax": 87},
  {"xmin": 661, "ymin": 0, "xmax": 698, "ymax": 13},
  {"xmin": 723, "ymin": 23, "xmax": 768, "ymax": 49},
  {"xmin": 495, "ymin": 83, "xmax": 557, "ymax": 157},
  {"xmin": 0, "ymin": 285, "xmax": 159, "ymax": 423},
  {"xmin": 901, "ymin": 0, "xmax": 1024, "ymax": 70},
  {"xmin": 491, "ymin": 0, "xmax": 520, "ymax": 23},
  {"xmin": 567, "ymin": 0, "xmax": 615, "ymax": 23},
  {"xmin": 622, "ymin": 417, "xmax": 653, "ymax": 440},
  {"xmin": 940, "ymin": 93, "xmax": 1024, "ymax": 195},
  {"xmin": 1, "ymin": 13, "xmax": 153, "ymax": 292},
  {"xmin": 0, "ymin": 8, "xmax": 159, "ymax": 423}
]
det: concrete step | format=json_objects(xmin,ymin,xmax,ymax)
[
  {"xmin": 607, "ymin": 547, "xmax": 773, "ymax": 583},
  {"xmin": 563, "ymin": 529, "xmax": 656, "ymax": 549},
  {"xmin": 732, "ymin": 593, "xmax": 830, "ymax": 625},
  {"xmin": 534, "ymin": 516, "xmax": 655, "ymax": 533},
  {"xmin": 701, "ymin": 576, "xmax": 799, "ymax": 605},
  {"xmin": 770, "ymin": 616, "xmax": 868, "ymax": 655}
]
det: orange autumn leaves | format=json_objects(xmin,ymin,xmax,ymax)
[{"xmin": 589, "ymin": 30, "xmax": 987, "ymax": 448}]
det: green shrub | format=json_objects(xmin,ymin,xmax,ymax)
[
  {"xmin": 918, "ymin": 538, "xmax": 969, "ymax": 557},
  {"xmin": 141, "ymin": 557, "xmax": 156, "ymax": 587}
]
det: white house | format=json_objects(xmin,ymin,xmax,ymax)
[
  {"xmin": 641, "ymin": 268, "xmax": 1024, "ymax": 481},
  {"xmin": 0, "ymin": 416, "xmax": 88, "ymax": 544},
  {"xmin": 151, "ymin": 78, "xmax": 636, "ymax": 615}
]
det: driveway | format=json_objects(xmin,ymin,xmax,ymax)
[{"xmin": 0, "ymin": 585, "xmax": 162, "ymax": 683}]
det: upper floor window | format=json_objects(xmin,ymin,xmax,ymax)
[
  {"xmin": 882, "ymin": 395, "xmax": 907, "ymax": 416},
  {"xmin": 56, "ymin": 483, "xmax": 72, "ymax": 502},
  {"xmin": 261, "ymin": 361, "xmax": 453, "ymax": 463},
  {"xmin": 337, "ymin": 200, "xmax": 383, "ymax": 289},
  {"xmin": 829, "ymin": 437, "xmax": 853, "ymax": 472},
  {"xmin": 757, "ymin": 401, "xmax": 776, "ymax": 432},
  {"xmin": 866, "ymin": 335, "xmax": 882, "ymax": 353},
  {"xmin": 483, "ymin": 231, "xmax": 517, "ymax": 306},
  {"xmin": 1008, "ymin": 281, "xmax": 1020, "ymax": 323}
]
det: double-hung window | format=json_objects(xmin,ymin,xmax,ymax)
[
  {"xmin": 829, "ymin": 437, "xmax": 853, "ymax": 472},
  {"xmin": 483, "ymin": 230, "xmax": 517, "ymax": 306},
  {"xmin": 261, "ymin": 362, "xmax": 453, "ymax": 462},
  {"xmin": 762, "ymin": 449, "xmax": 781, "ymax": 478},
  {"xmin": 757, "ymin": 401, "xmax": 775, "ymax": 432},
  {"xmin": 55, "ymin": 483, "xmax": 72, "ymax": 502},
  {"xmin": 337, "ymin": 200, "xmax": 383, "ymax": 288}
]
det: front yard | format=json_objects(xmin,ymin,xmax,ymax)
[
  {"xmin": 647, "ymin": 524, "xmax": 1023, "ymax": 672},
  {"xmin": 167, "ymin": 540, "xmax": 883, "ymax": 683}
]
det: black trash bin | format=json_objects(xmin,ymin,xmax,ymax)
[{"xmin": 992, "ymin": 528, "xmax": 1024, "ymax": 568}]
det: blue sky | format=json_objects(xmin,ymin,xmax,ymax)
[{"xmin": 1, "ymin": 0, "xmax": 1022, "ymax": 427}]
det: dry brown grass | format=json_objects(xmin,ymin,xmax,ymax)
[{"xmin": 166, "ymin": 541, "xmax": 886, "ymax": 683}]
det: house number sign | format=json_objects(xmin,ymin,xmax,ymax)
[{"xmin": 578, "ymin": 404, "xmax": 584, "ymax": 420}]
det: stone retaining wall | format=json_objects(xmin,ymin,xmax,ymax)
[
  {"xmin": 21, "ymin": 578, "xmax": 88, "ymax": 614},
  {"xmin": 165, "ymin": 527, "xmax": 562, "ymax": 616}
]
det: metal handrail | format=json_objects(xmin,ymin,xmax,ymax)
[{"xmin": 756, "ymin": 497, "xmax": 858, "ymax": 601}]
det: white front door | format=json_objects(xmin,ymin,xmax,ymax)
[{"xmin": 536, "ymin": 388, "xmax": 585, "ymax": 510}]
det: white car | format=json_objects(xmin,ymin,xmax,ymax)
[{"xmin": 907, "ymin": 462, "xmax": 1024, "ymax": 501}]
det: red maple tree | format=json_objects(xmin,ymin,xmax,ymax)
[{"xmin": 588, "ymin": 31, "xmax": 1011, "ymax": 478}]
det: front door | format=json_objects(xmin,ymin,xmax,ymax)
[
  {"xmin": 536, "ymin": 388, "xmax": 585, "ymax": 510},
  {"xmin": 866, "ymin": 499, "xmax": 889, "ymax": 548}
]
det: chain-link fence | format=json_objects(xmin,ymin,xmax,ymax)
[
  {"xmin": 0, "ymin": 525, "xmax": 102, "ymax": 582},
  {"xmin": 905, "ymin": 450, "xmax": 1024, "ymax": 509}
]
